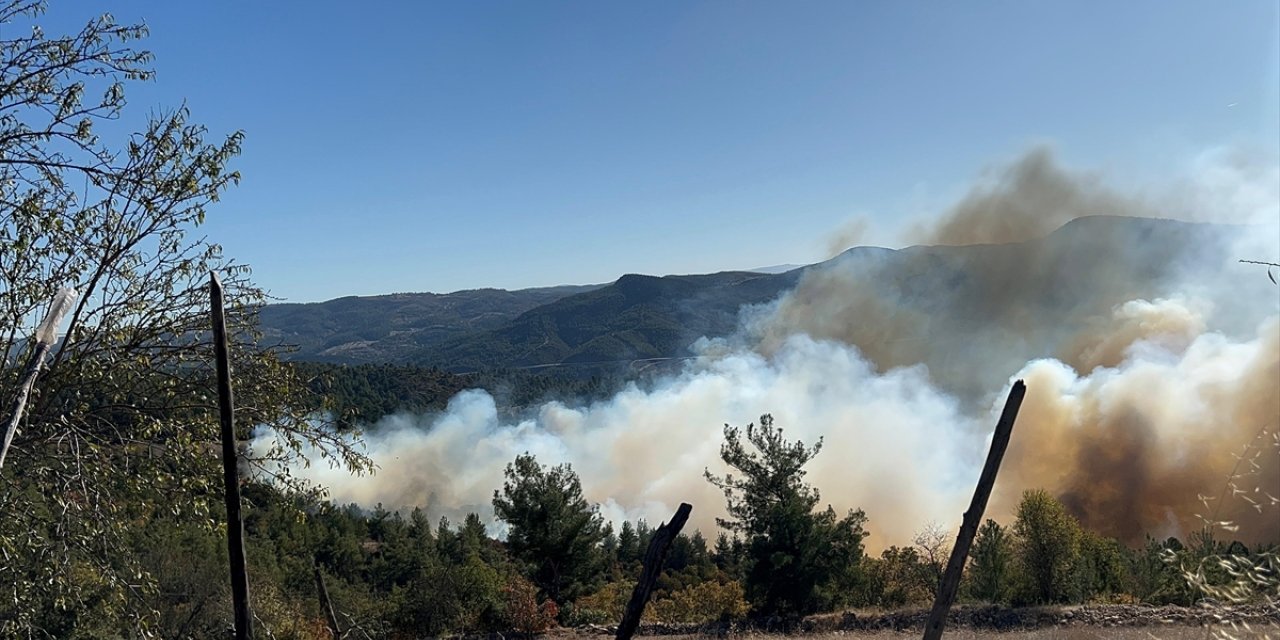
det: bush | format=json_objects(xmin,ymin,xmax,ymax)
[
  {"xmin": 575, "ymin": 580, "xmax": 630, "ymax": 622},
  {"xmin": 560, "ymin": 601, "xmax": 613, "ymax": 627},
  {"xmin": 500, "ymin": 574, "xmax": 558, "ymax": 634},
  {"xmin": 867, "ymin": 547, "xmax": 933, "ymax": 608},
  {"xmin": 648, "ymin": 580, "xmax": 749, "ymax": 624}
]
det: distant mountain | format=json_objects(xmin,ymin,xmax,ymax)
[
  {"xmin": 259, "ymin": 284, "xmax": 600, "ymax": 363},
  {"xmin": 747, "ymin": 264, "xmax": 804, "ymax": 274},
  {"xmin": 260, "ymin": 217, "xmax": 1244, "ymax": 380},
  {"xmin": 410, "ymin": 269, "xmax": 804, "ymax": 372}
]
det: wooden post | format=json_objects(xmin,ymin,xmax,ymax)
[
  {"xmin": 922, "ymin": 379, "xmax": 1025, "ymax": 640},
  {"xmin": 0, "ymin": 342, "xmax": 49, "ymax": 470},
  {"xmin": 211, "ymin": 272, "xmax": 254, "ymax": 640},
  {"xmin": 0, "ymin": 287, "xmax": 77, "ymax": 470},
  {"xmin": 617, "ymin": 502, "xmax": 692, "ymax": 640},
  {"xmin": 314, "ymin": 558, "xmax": 342, "ymax": 639}
]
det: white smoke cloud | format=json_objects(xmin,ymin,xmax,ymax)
[
  {"xmin": 258, "ymin": 146, "xmax": 1280, "ymax": 548},
  {"xmin": 269, "ymin": 335, "xmax": 984, "ymax": 547}
]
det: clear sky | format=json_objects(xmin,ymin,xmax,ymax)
[{"xmin": 32, "ymin": 1, "xmax": 1280, "ymax": 301}]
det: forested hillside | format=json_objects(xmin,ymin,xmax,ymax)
[
  {"xmin": 294, "ymin": 362, "xmax": 617, "ymax": 428},
  {"xmin": 260, "ymin": 285, "xmax": 600, "ymax": 363}
]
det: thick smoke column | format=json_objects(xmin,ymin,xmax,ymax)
[
  {"xmin": 275, "ymin": 336, "xmax": 982, "ymax": 547},
  {"xmin": 264, "ymin": 147, "xmax": 1279, "ymax": 547},
  {"xmin": 906, "ymin": 145, "xmax": 1145, "ymax": 246},
  {"xmin": 1000, "ymin": 307, "xmax": 1279, "ymax": 543}
]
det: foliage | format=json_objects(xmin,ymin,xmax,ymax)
[
  {"xmin": 1072, "ymin": 529, "xmax": 1129, "ymax": 602},
  {"xmin": 0, "ymin": 2, "xmax": 367, "ymax": 634},
  {"xmin": 293, "ymin": 361, "xmax": 615, "ymax": 430},
  {"xmin": 1012, "ymin": 489, "xmax": 1082, "ymax": 604},
  {"xmin": 392, "ymin": 553, "xmax": 504, "ymax": 635},
  {"xmin": 500, "ymin": 574, "xmax": 558, "ymax": 634},
  {"xmin": 574, "ymin": 580, "xmax": 630, "ymax": 623},
  {"xmin": 968, "ymin": 519, "xmax": 1014, "ymax": 603},
  {"xmin": 648, "ymin": 579, "xmax": 749, "ymax": 624},
  {"xmin": 1128, "ymin": 536, "xmax": 1192, "ymax": 605},
  {"xmin": 492, "ymin": 453, "xmax": 607, "ymax": 606},
  {"xmin": 705, "ymin": 414, "xmax": 869, "ymax": 616},
  {"xmin": 1171, "ymin": 402, "xmax": 1280, "ymax": 637},
  {"xmin": 104, "ymin": 474, "xmax": 1280, "ymax": 635},
  {"xmin": 864, "ymin": 546, "xmax": 934, "ymax": 608}
]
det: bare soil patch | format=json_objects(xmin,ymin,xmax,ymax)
[{"xmin": 560, "ymin": 604, "xmax": 1279, "ymax": 639}]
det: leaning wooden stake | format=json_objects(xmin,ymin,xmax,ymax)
[
  {"xmin": 314, "ymin": 558, "xmax": 343, "ymax": 639},
  {"xmin": 211, "ymin": 272, "xmax": 254, "ymax": 640},
  {"xmin": 0, "ymin": 287, "xmax": 77, "ymax": 469},
  {"xmin": 617, "ymin": 502, "xmax": 692, "ymax": 640},
  {"xmin": 922, "ymin": 379, "xmax": 1026, "ymax": 640}
]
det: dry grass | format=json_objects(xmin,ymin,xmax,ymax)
[{"xmin": 629, "ymin": 628, "xmax": 1280, "ymax": 640}]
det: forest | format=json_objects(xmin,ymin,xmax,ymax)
[{"xmin": 79, "ymin": 415, "xmax": 1279, "ymax": 638}]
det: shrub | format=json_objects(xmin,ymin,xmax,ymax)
[
  {"xmin": 575, "ymin": 580, "xmax": 630, "ymax": 622},
  {"xmin": 648, "ymin": 580, "xmax": 749, "ymax": 624},
  {"xmin": 500, "ymin": 574, "xmax": 557, "ymax": 634}
]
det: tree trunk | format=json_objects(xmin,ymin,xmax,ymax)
[
  {"xmin": 616, "ymin": 502, "xmax": 692, "ymax": 640},
  {"xmin": 314, "ymin": 558, "xmax": 342, "ymax": 639},
  {"xmin": 922, "ymin": 380, "xmax": 1025, "ymax": 640},
  {"xmin": 212, "ymin": 272, "xmax": 254, "ymax": 640}
]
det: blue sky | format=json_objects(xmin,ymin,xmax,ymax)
[{"xmin": 33, "ymin": 1, "xmax": 1280, "ymax": 301}]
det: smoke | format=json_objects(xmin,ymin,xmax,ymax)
[
  {"xmin": 825, "ymin": 216, "xmax": 871, "ymax": 258},
  {"xmin": 261, "ymin": 147, "xmax": 1280, "ymax": 548},
  {"xmin": 905, "ymin": 145, "xmax": 1145, "ymax": 246},
  {"xmin": 275, "ymin": 335, "xmax": 982, "ymax": 548},
  {"xmin": 998, "ymin": 308, "xmax": 1280, "ymax": 543}
]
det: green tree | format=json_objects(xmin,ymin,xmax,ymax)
[
  {"xmin": 968, "ymin": 519, "xmax": 1013, "ymax": 603},
  {"xmin": 617, "ymin": 520, "xmax": 639, "ymax": 566},
  {"xmin": 1073, "ymin": 530, "xmax": 1129, "ymax": 602},
  {"xmin": 1012, "ymin": 489, "xmax": 1082, "ymax": 603},
  {"xmin": 867, "ymin": 546, "xmax": 932, "ymax": 607},
  {"xmin": 705, "ymin": 414, "xmax": 868, "ymax": 615},
  {"xmin": 0, "ymin": 2, "xmax": 368, "ymax": 634},
  {"xmin": 492, "ymin": 453, "xmax": 606, "ymax": 606}
]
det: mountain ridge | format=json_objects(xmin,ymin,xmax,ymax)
[{"xmin": 260, "ymin": 216, "xmax": 1243, "ymax": 377}]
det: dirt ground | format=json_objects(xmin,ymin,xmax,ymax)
[
  {"xmin": 654, "ymin": 630, "xmax": 1279, "ymax": 639},
  {"xmin": 561, "ymin": 604, "xmax": 1280, "ymax": 640}
]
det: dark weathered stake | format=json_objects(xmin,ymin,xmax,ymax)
[
  {"xmin": 314, "ymin": 558, "xmax": 343, "ymax": 639},
  {"xmin": 616, "ymin": 502, "xmax": 693, "ymax": 640},
  {"xmin": 923, "ymin": 379, "xmax": 1026, "ymax": 640},
  {"xmin": 211, "ymin": 272, "xmax": 254, "ymax": 640}
]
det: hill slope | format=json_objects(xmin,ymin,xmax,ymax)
[
  {"xmin": 259, "ymin": 284, "xmax": 600, "ymax": 363},
  {"xmin": 262, "ymin": 216, "xmax": 1247, "ymax": 379},
  {"xmin": 410, "ymin": 269, "xmax": 806, "ymax": 371}
]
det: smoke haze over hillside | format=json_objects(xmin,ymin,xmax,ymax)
[{"xmin": 259, "ymin": 148, "xmax": 1280, "ymax": 548}]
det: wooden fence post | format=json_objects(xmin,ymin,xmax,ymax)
[
  {"xmin": 314, "ymin": 558, "xmax": 343, "ymax": 639},
  {"xmin": 616, "ymin": 502, "xmax": 692, "ymax": 640},
  {"xmin": 922, "ymin": 379, "xmax": 1025, "ymax": 640},
  {"xmin": 211, "ymin": 272, "xmax": 254, "ymax": 640}
]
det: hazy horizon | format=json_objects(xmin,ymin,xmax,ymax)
[{"xmin": 31, "ymin": 1, "xmax": 1280, "ymax": 302}]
